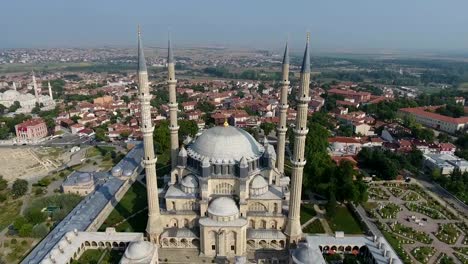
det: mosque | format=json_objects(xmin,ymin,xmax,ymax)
[
  {"xmin": 22, "ymin": 29, "xmax": 403, "ymax": 264},
  {"xmin": 0, "ymin": 72, "xmax": 55, "ymax": 113},
  {"xmin": 136, "ymin": 26, "xmax": 311, "ymax": 261}
]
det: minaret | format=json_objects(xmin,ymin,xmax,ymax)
[
  {"xmin": 48, "ymin": 81, "xmax": 53, "ymax": 100},
  {"xmin": 167, "ymin": 33, "xmax": 180, "ymax": 170},
  {"xmin": 32, "ymin": 71, "xmax": 39, "ymax": 102},
  {"xmin": 276, "ymin": 42, "xmax": 289, "ymax": 175},
  {"xmin": 285, "ymin": 33, "xmax": 311, "ymax": 244},
  {"xmin": 137, "ymin": 27, "xmax": 163, "ymax": 242},
  {"xmin": 12, "ymin": 82, "xmax": 17, "ymax": 91}
]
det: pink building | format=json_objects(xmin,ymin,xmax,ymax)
[{"xmin": 15, "ymin": 118, "xmax": 48, "ymax": 141}]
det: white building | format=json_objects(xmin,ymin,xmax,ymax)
[{"xmin": 423, "ymin": 153, "xmax": 468, "ymax": 175}]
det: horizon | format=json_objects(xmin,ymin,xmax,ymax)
[{"xmin": 1, "ymin": 0, "xmax": 468, "ymax": 54}]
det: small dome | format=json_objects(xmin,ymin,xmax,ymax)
[
  {"xmin": 112, "ymin": 166, "xmax": 122, "ymax": 176},
  {"xmin": 2, "ymin": 90, "xmax": 20, "ymax": 100},
  {"xmin": 292, "ymin": 244, "xmax": 323, "ymax": 264},
  {"xmin": 208, "ymin": 197, "xmax": 239, "ymax": 220},
  {"xmin": 181, "ymin": 175, "xmax": 198, "ymax": 188},
  {"xmin": 122, "ymin": 169, "xmax": 133, "ymax": 177},
  {"xmin": 124, "ymin": 241, "xmax": 153, "ymax": 260},
  {"xmin": 251, "ymin": 175, "xmax": 268, "ymax": 189},
  {"xmin": 76, "ymin": 173, "xmax": 92, "ymax": 185},
  {"xmin": 250, "ymin": 175, "xmax": 268, "ymax": 196}
]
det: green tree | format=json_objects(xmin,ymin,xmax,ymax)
[
  {"xmin": 0, "ymin": 175, "xmax": 7, "ymax": 191},
  {"xmin": 32, "ymin": 223, "xmax": 49, "ymax": 238},
  {"xmin": 19, "ymin": 223, "xmax": 33, "ymax": 237},
  {"xmin": 196, "ymin": 101, "xmax": 215, "ymax": 113},
  {"xmin": 326, "ymin": 192, "xmax": 337, "ymax": 218},
  {"xmin": 13, "ymin": 216, "xmax": 27, "ymax": 231},
  {"xmin": 179, "ymin": 120, "xmax": 199, "ymax": 141},
  {"xmin": 8, "ymin": 101, "xmax": 21, "ymax": 112},
  {"xmin": 11, "ymin": 179, "xmax": 28, "ymax": 198},
  {"xmin": 25, "ymin": 208, "xmax": 46, "ymax": 225},
  {"xmin": 260, "ymin": 122, "xmax": 276, "ymax": 137}
]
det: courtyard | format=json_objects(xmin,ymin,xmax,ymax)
[{"xmin": 365, "ymin": 182, "xmax": 467, "ymax": 264}]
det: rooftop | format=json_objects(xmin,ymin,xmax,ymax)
[{"xmin": 22, "ymin": 143, "xmax": 144, "ymax": 264}]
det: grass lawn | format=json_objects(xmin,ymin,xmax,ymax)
[
  {"xmin": 4, "ymin": 239, "xmax": 35, "ymax": 263},
  {"xmin": 300, "ymin": 204, "xmax": 317, "ymax": 224},
  {"xmin": 72, "ymin": 249, "xmax": 123, "ymax": 264},
  {"xmin": 0, "ymin": 199, "xmax": 22, "ymax": 230},
  {"xmin": 303, "ymin": 219, "xmax": 325, "ymax": 234},
  {"xmin": 86, "ymin": 147, "xmax": 101, "ymax": 158},
  {"xmin": 99, "ymin": 182, "xmax": 147, "ymax": 232},
  {"xmin": 327, "ymin": 206, "xmax": 363, "ymax": 234}
]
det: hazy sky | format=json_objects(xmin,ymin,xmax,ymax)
[{"xmin": 1, "ymin": 0, "xmax": 468, "ymax": 53}]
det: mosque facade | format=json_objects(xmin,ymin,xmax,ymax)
[{"xmin": 137, "ymin": 28, "xmax": 311, "ymax": 260}]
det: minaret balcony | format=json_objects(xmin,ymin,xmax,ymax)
[
  {"xmin": 279, "ymin": 104, "xmax": 289, "ymax": 110},
  {"xmin": 292, "ymin": 128, "xmax": 309, "ymax": 136},
  {"xmin": 143, "ymin": 157, "xmax": 158, "ymax": 166},
  {"xmin": 168, "ymin": 102, "xmax": 178, "ymax": 108},
  {"xmin": 277, "ymin": 127, "xmax": 287, "ymax": 133},
  {"xmin": 290, "ymin": 159, "xmax": 306, "ymax": 167},
  {"xmin": 169, "ymin": 126, "xmax": 180, "ymax": 132},
  {"xmin": 141, "ymin": 126, "xmax": 155, "ymax": 133},
  {"xmin": 167, "ymin": 79, "xmax": 177, "ymax": 85},
  {"xmin": 296, "ymin": 96, "xmax": 311, "ymax": 103}
]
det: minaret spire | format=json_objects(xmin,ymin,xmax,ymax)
[
  {"xmin": 137, "ymin": 27, "xmax": 163, "ymax": 242},
  {"xmin": 285, "ymin": 33, "xmax": 312, "ymax": 244},
  {"xmin": 167, "ymin": 32, "xmax": 180, "ymax": 171},
  {"xmin": 32, "ymin": 71, "xmax": 39, "ymax": 102},
  {"xmin": 48, "ymin": 81, "xmax": 53, "ymax": 100},
  {"xmin": 276, "ymin": 41, "xmax": 290, "ymax": 176}
]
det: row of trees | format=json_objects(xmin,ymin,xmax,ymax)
[
  {"xmin": 357, "ymin": 148, "xmax": 423, "ymax": 180},
  {"xmin": 299, "ymin": 116, "xmax": 369, "ymax": 217}
]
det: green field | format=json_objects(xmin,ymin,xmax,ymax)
[
  {"xmin": 99, "ymin": 182, "xmax": 148, "ymax": 232},
  {"xmin": 0, "ymin": 200, "xmax": 23, "ymax": 231},
  {"xmin": 303, "ymin": 219, "xmax": 325, "ymax": 234},
  {"xmin": 300, "ymin": 204, "xmax": 317, "ymax": 224},
  {"xmin": 327, "ymin": 206, "xmax": 364, "ymax": 234}
]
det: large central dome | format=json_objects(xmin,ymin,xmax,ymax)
[{"xmin": 187, "ymin": 126, "xmax": 264, "ymax": 162}]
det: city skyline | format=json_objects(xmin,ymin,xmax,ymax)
[{"xmin": 1, "ymin": 0, "xmax": 468, "ymax": 53}]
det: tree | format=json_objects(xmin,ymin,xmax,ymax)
[
  {"xmin": 11, "ymin": 179, "xmax": 28, "ymax": 198},
  {"xmin": 0, "ymin": 175, "xmax": 7, "ymax": 191},
  {"xmin": 196, "ymin": 101, "xmax": 215, "ymax": 113},
  {"xmin": 25, "ymin": 208, "xmax": 46, "ymax": 225},
  {"xmin": 0, "ymin": 104, "xmax": 6, "ymax": 114},
  {"xmin": 326, "ymin": 192, "xmax": 337, "ymax": 218},
  {"xmin": 19, "ymin": 223, "xmax": 33, "ymax": 237},
  {"xmin": 8, "ymin": 101, "xmax": 21, "ymax": 112},
  {"xmin": 31, "ymin": 102, "xmax": 41, "ymax": 114},
  {"xmin": 13, "ymin": 216, "xmax": 27, "ymax": 231},
  {"xmin": 32, "ymin": 223, "xmax": 49, "ymax": 238},
  {"xmin": 179, "ymin": 120, "xmax": 199, "ymax": 141},
  {"xmin": 260, "ymin": 122, "xmax": 276, "ymax": 137}
]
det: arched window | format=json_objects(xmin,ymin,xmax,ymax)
[
  {"xmin": 213, "ymin": 182, "xmax": 235, "ymax": 195},
  {"xmin": 249, "ymin": 202, "xmax": 268, "ymax": 212}
]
